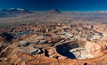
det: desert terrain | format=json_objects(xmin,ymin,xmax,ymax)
[{"xmin": 0, "ymin": 8, "xmax": 107, "ymax": 65}]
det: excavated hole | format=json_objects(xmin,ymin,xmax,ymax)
[
  {"xmin": 56, "ymin": 41, "xmax": 102, "ymax": 59},
  {"xmin": 66, "ymin": 48, "xmax": 88, "ymax": 59}
]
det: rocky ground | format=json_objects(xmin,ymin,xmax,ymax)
[{"xmin": 0, "ymin": 23, "xmax": 107, "ymax": 65}]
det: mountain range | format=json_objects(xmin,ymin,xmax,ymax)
[
  {"xmin": 0, "ymin": 8, "xmax": 107, "ymax": 23},
  {"xmin": 0, "ymin": 8, "xmax": 32, "ymax": 18}
]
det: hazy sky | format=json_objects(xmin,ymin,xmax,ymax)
[{"xmin": 0, "ymin": 0, "xmax": 107, "ymax": 12}]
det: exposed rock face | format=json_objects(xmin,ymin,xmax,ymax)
[
  {"xmin": 19, "ymin": 46, "xmax": 41, "ymax": 55},
  {"xmin": 69, "ymin": 48, "xmax": 88, "ymax": 59},
  {"xmin": 85, "ymin": 42, "xmax": 103, "ymax": 58}
]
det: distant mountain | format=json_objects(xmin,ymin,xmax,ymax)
[
  {"xmin": 90, "ymin": 11, "xmax": 107, "ymax": 15},
  {"xmin": 47, "ymin": 9, "xmax": 61, "ymax": 14},
  {"xmin": 0, "ymin": 8, "xmax": 32, "ymax": 13},
  {"xmin": 0, "ymin": 8, "xmax": 32, "ymax": 18},
  {"xmin": 70, "ymin": 11, "xmax": 107, "ymax": 16},
  {"xmin": 71, "ymin": 12, "xmax": 86, "ymax": 15},
  {"xmin": 92, "ymin": 11, "xmax": 107, "ymax": 14}
]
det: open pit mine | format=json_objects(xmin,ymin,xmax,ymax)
[{"xmin": 0, "ymin": 23, "xmax": 107, "ymax": 65}]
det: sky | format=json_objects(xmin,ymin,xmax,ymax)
[{"xmin": 0, "ymin": 0, "xmax": 107, "ymax": 12}]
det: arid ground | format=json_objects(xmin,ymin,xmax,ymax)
[{"xmin": 0, "ymin": 9, "xmax": 107, "ymax": 65}]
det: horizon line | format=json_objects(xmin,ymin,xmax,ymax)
[{"xmin": 0, "ymin": 8, "xmax": 107, "ymax": 13}]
